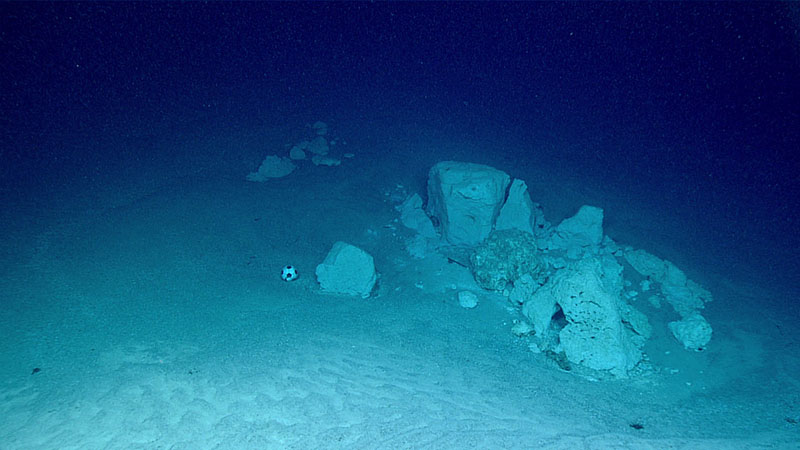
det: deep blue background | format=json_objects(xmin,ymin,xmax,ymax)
[{"xmin": 2, "ymin": 2, "xmax": 799, "ymax": 290}]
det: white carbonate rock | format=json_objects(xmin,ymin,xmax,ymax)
[
  {"xmin": 311, "ymin": 121, "xmax": 328, "ymax": 136},
  {"xmin": 548, "ymin": 205, "xmax": 604, "ymax": 251},
  {"xmin": 315, "ymin": 242, "xmax": 377, "ymax": 298},
  {"xmin": 669, "ymin": 313, "xmax": 712, "ymax": 351},
  {"xmin": 458, "ymin": 291, "xmax": 479, "ymax": 309},
  {"xmin": 311, "ymin": 155, "xmax": 341, "ymax": 166},
  {"xmin": 624, "ymin": 248, "xmax": 666, "ymax": 280},
  {"xmin": 307, "ymin": 136, "xmax": 329, "ymax": 155},
  {"xmin": 624, "ymin": 248, "xmax": 713, "ymax": 318},
  {"xmin": 495, "ymin": 179, "xmax": 536, "ymax": 235},
  {"xmin": 289, "ymin": 145, "xmax": 307, "ymax": 160},
  {"xmin": 525, "ymin": 255, "xmax": 647, "ymax": 377},
  {"xmin": 404, "ymin": 234, "xmax": 428, "ymax": 259},
  {"xmin": 521, "ymin": 283, "xmax": 559, "ymax": 336},
  {"xmin": 509, "ymin": 273, "xmax": 537, "ymax": 305},
  {"xmin": 426, "ymin": 161, "xmax": 510, "ymax": 246},
  {"xmin": 246, "ymin": 155, "xmax": 296, "ymax": 181}
]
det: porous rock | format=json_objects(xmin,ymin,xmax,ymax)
[
  {"xmin": 524, "ymin": 255, "xmax": 648, "ymax": 377},
  {"xmin": 470, "ymin": 229, "xmax": 542, "ymax": 292}
]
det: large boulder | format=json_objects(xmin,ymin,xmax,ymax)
[
  {"xmin": 495, "ymin": 179, "xmax": 536, "ymax": 235},
  {"xmin": 523, "ymin": 255, "xmax": 648, "ymax": 378},
  {"xmin": 426, "ymin": 161, "xmax": 510, "ymax": 246},
  {"xmin": 623, "ymin": 248, "xmax": 713, "ymax": 318},
  {"xmin": 315, "ymin": 242, "xmax": 377, "ymax": 298}
]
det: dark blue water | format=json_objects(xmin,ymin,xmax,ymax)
[
  {"xmin": 3, "ymin": 3, "xmax": 798, "ymax": 308},
  {"xmin": 5, "ymin": 3, "xmax": 797, "ymax": 298}
]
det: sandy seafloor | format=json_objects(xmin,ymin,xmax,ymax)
[{"xmin": 1, "ymin": 121, "xmax": 798, "ymax": 449}]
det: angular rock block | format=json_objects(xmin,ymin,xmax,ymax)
[
  {"xmin": 523, "ymin": 255, "xmax": 648, "ymax": 377},
  {"xmin": 624, "ymin": 248, "xmax": 713, "ymax": 318},
  {"xmin": 495, "ymin": 178, "xmax": 536, "ymax": 235},
  {"xmin": 315, "ymin": 242, "xmax": 377, "ymax": 298},
  {"xmin": 550, "ymin": 205, "xmax": 604, "ymax": 250},
  {"xmin": 426, "ymin": 161, "xmax": 510, "ymax": 246},
  {"xmin": 399, "ymin": 193, "xmax": 437, "ymax": 238}
]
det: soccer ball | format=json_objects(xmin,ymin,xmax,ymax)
[{"xmin": 281, "ymin": 265, "xmax": 298, "ymax": 282}]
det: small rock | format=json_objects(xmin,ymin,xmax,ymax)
[
  {"xmin": 289, "ymin": 145, "xmax": 307, "ymax": 160},
  {"xmin": 458, "ymin": 291, "xmax": 479, "ymax": 309},
  {"xmin": 511, "ymin": 321, "xmax": 534, "ymax": 337},
  {"xmin": 312, "ymin": 155, "xmax": 341, "ymax": 166},
  {"xmin": 312, "ymin": 121, "xmax": 328, "ymax": 136}
]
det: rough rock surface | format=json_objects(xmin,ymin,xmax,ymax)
[
  {"xmin": 523, "ymin": 255, "xmax": 648, "ymax": 377},
  {"xmin": 547, "ymin": 205, "xmax": 604, "ymax": 254},
  {"xmin": 470, "ymin": 229, "xmax": 542, "ymax": 292}
]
